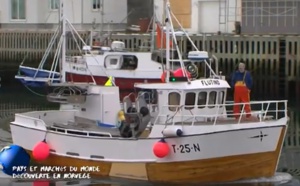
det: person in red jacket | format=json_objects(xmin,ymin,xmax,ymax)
[{"xmin": 231, "ymin": 62, "xmax": 253, "ymax": 119}]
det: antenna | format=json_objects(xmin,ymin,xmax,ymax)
[
  {"xmin": 164, "ymin": 2, "xmax": 170, "ymax": 83},
  {"xmin": 165, "ymin": 0, "xmax": 190, "ymax": 83},
  {"xmin": 100, "ymin": 0, "xmax": 104, "ymax": 39},
  {"xmin": 60, "ymin": 0, "xmax": 66, "ymax": 83},
  {"xmin": 169, "ymin": 9, "xmax": 218, "ymax": 77}
]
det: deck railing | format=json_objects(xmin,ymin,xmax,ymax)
[
  {"xmin": 154, "ymin": 100, "xmax": 288, "ymax": 126},
  {"xmin": 65, "ymin": 56, "xmax": 86, "ymax": 64}
]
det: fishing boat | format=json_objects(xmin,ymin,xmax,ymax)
[
  {"xmin": 10, "ymin": 0, "xmax": 288, "ymax": 184},
  {"xmin": 14, "ymin": 0, "xmax": 200, "ymax": 93},
  {"xmin": 14, "ymin": 24, "xmax": 63, "ymax": 88}
]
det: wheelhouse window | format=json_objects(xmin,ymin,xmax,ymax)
[
  {"xmin": 11, "ymin": 0, "xmax": 26, "ymax": 20},
  {"xmin": 218, "ymin": 91, "xmax": 225, "ymax": 105},
  {"xmin": 104, "ymin": 55, "xmax": 122, "ymax": 69},
  {"xmin": 197, "ymin": 92, "xmax": 207, "ymax": 108},
  {"xmin": 185, "ymin": 92, "xmax": 196, "ymax": 110},
  {"xmin": 93, "ymin": 0, "xmax": 101, "ymax": 10},
  {"xmin": 110, "ymin": 58, "xmax": 118, "ymax": 65},
  {"xmin": 50, "ymin": 0, "xmax": 59, "ymax": 10},
  {"xmin": 137, "ymin": 89, "xmax": 158, "ymax": 104},
  {"xmin": 208, "ymin": 91, "xmax": 217, "ymax": 108},
  {"xmin": 168, "ymin": 92, "xmax": 181, "ymax": 112},
  {"xmin": 121, "ymin": 55, "xmax": 138, "ymax": 70}
]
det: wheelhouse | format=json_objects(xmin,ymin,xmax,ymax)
[
  {"xmin": 134, "ymin": 79, "xmax": 230, "ymax": 124},
  {"xmin": 104, "ymin": 54, "xmax": 138, "ymax": 70}
]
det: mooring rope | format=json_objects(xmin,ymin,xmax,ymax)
[{"xmin": 23, "ymin": 85, "xmax": 46, "ymax": 97}]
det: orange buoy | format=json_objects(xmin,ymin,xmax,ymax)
[{"xmin": 32, "ymin": 140, "xmax": 50, "ymax": 161}]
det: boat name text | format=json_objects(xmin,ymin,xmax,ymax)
[
  {"xmin": 73, "ymin": 66, "xmax": 87, "ymax": 72},
  {"xmin": 171, "ymin": 143, "xmax": 201, "ymax": 153},
  {"xmin": 201, "ymin": 80, "xmax": 220, "ymax": 86}
]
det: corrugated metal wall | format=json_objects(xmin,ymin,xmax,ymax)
[{"xmin": 241, "ymin": 0, "xmax": 300, "ymax": 34}]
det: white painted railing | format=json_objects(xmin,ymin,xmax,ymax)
[
  {"xmin": 13, "ymin": 111, "xmax": 113, "ymax": 138},
  {"xmin": 155, "ymin": 100, "xmax": 288, "ymax": 126},
  {"xmin": 65, "ymin": 56, "xmax": 86, "ymax": 64},
  {"xmin": 49, "ymin": 125, "xmax": 112, "ymax": 138}
]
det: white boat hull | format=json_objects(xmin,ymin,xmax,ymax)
[{"xmin": 10, "ymin": 116, "xmax": 287, "ymax": 183}]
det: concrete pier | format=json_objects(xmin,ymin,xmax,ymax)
[{"xmin": 0, "ymin": 30, "xmax": 299, "ymax": 99}]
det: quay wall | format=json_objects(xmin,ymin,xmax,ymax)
[{"xmin": 0, "ymin": 30, "xmax": 299, "ymax": 101}]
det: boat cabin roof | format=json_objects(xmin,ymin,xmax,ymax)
[{"xmin": 135, "ymin": 79, "xmax": 230, "ymax": 90}]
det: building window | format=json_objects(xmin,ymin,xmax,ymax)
[
  {"xmin": 185, "ymin": 92, "xmax": 196, "ymax": 110},
  {"xmin": 168, "ymin": 92, "xmax": 181, "ymax": 112},
  {"xmin": 50, "ymin": 0, "xmax": 59, "ymax": 10},
  {"xmin": 208, "ymin": 91, "xmax": 217, "ymax": 108},
  {"xmin": 197, "ymin": 92, "xmax": 207, "ymax": 109},
  {"xmin": 11, "ymin": 0, "xmax": 26, "ymax": 20},
  {"xmin": 93, "ymin": 0, "xmax": 101, "ymax": 10}
]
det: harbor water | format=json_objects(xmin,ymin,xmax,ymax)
[{"xmin": 0, "ymin": 65, "xmax": 299, "ymax": 186}]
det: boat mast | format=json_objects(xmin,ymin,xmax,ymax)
[
  {"xmin": 100, "ymin": 0, "xmax": 104, "ymax": 43},
  {"xmin": 165, "ymin": 0, "xmax": 189, "ymax": 80},
  {"xmin": 165, "ymin": 0, "xmax": 170, "ymax": 83},
  {"xmin": 60, "ymin": 0, "xmax": 66, "ymax": 82}
]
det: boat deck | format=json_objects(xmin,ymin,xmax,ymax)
[
  {"xmin": 172, "ymin": 116, "xmax": 274, "ymax": 125},
  {"xmin": 46, "ymin": 115, "xmax": 274, "ymax": 139}
]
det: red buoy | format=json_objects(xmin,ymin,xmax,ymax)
[
  {"xmin": 173, "ymin": 68, "xmax": 191, "ymax": 78},
  {"xmin": 32, "ymin": 140, "xmax": 50, "ymax": 161},
  {"xmin": 153, "ymin": 139, "xmax": 170, "ymax": 158},
  {"xmin": 33, "ymin": 180, "xmax": 50, "ymax": 186}
]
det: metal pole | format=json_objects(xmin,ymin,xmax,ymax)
[
  {"xmin": 150, "ymin": 2, "xmax": 155, "ymax": 53},
  {"xmin": 60, "ymin": 0, "xmax": 66, "ymax": 82},
  {"xmin": 100, "ymin": 0, "xmax": 104, "ymax": 40},
  {"xmin": 165, "ymin": 0, "xmax": 170, "ymax": 83}
]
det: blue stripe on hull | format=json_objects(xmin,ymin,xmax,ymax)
[{"xmin": 17, "ymin": 79, "xmax": 60, "ymax": 88}]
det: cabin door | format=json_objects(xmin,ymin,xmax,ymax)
[{"xmin": 101, "ymin": 93, "xmax": 117, "ymax": 125}]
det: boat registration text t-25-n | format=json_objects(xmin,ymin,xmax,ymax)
[{"xmin": 171, "ymin": 143, "xmax": 201, "ymax": 153}]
